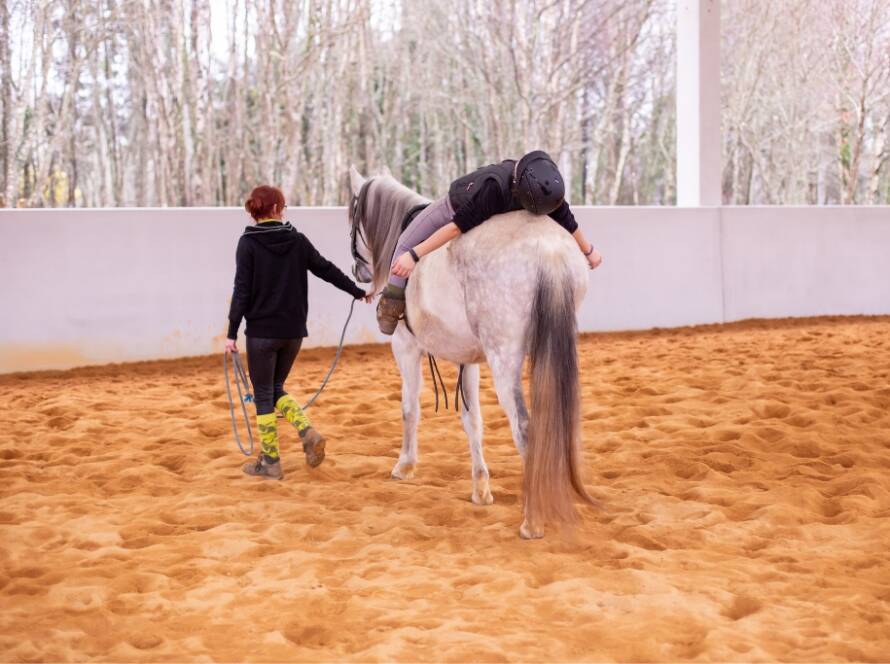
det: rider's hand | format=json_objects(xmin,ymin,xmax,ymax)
[
  {"xmin": 391, "ymin": 252, "xmax": 416, "ymax": 278},
  {"xmin": 586, "ymin": 249, "xmax": 603, "ymax": 270},
  {"xmin": 363, "ymin": 289, "xmax": 375, "ymax": 303},
  {"xmin": 225, "ymin": 338, "xmax": 238, "ymax": 354}
]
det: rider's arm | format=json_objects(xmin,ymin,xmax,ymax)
[
  {"xmin": 548, "ymin": 200, "xmax": 579, "ymax": 233},
  {"xmin": 573, "ymin": 227, "xmax": 603, "ymax": 269},
  {"xmin": 413, "ymin": 222, "xmax": 461, "ymax": 258},
  {"xmin": 549, "ymin": 199, "xmax": 598, "ymax": 261},
  {"xmin": 551, "ymin": 199, "xmax": 599, "ymax": 265},
  {"xmin": 572, "ymin": 227, "xmax": 594, "ymax": 255}
]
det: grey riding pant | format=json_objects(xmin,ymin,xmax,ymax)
[{"xmin": 388, "ymin": 195, "xmax": 455, "ymax": 288}]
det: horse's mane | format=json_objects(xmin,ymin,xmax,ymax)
[{"xmin": 352, "ymin": 175, "xmax": 429, "ymax": 291}]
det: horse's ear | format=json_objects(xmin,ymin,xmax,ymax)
[
  {"xmin": 381, "ymin": 165, "xmax": 393, "ymax": 178},
  {"xmin": 349, "ymin": 165, "xmax": 366, "ymax": 196}
]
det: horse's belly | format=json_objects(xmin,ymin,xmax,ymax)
[
  {"xmin": 411, "ymin": 317, "xmax": 485, "ymax": 364},
  {"xmin": 406, "ymin": 252, "xmax": 484, "ymax": 364}
]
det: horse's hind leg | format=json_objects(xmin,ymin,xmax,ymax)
[
  {"xmin": 489, "ymin": 350, "xmax": 543, "ymax": 538},
  {"xmin": 390, "ymin": 326, "xmax": 423, "ymax": 480},
  {"xmin": 458, "ymin": 363, "xmax": 493, "ymax": 505},
  {"xmin": 488, "ymin": 351, "xmax": 529, "ymax": 460}
]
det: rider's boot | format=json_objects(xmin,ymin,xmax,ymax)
[{"xmin": 376, "ymin": 285, "xmax": 405, "ymax": 335}]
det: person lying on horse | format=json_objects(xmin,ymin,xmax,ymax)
[{"xmin": 376, "ymin": 150, "xmax": 603, "ymax": 334}]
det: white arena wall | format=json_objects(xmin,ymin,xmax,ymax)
[{"xmin": 1, "ymin": 206, "xmax": 888, "ymax": 373}]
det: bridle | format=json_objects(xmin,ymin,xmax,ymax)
[{"xmin": 349, "ymin": 179, "xmax": 373, "ymax": 274}]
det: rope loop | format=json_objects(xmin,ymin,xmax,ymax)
[{"xmin": 224, "ymin": 351, "xmax": 255, "ymax": 456}]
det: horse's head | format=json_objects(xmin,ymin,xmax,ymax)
[{"xmin": 347, "ymin": 165, "xmax": 429, "ymax": 294}]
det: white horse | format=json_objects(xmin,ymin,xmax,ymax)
[{"xmin": 348, "ymin": 167, "xmax": 595, "ymax": 538}]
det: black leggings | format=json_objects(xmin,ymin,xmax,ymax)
[{"xmin": 246, "ymin": 337, "xmax": 303, "ymax": 415}]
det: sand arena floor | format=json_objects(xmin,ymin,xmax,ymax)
[{"xmin": 1, "ymin": 316, "xmax": 889, "ymax": 662}]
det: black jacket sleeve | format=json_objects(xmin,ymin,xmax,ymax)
[
  {"xmin": 227, "ymin": 237, "xmax": 253, "ymax": 340},
  {"xmin": 548, "ymin": 200, "xmax": 578, "ymax": 234},
  {"xmin": 304, "ymin": 237, "xmax": 365, "ymax": 299}
]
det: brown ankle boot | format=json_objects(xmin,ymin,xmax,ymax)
[
  {"xmin": 243, "ymin": 454, "xmax": 283, "ymax": 480},
  {"xmin": 300, "ymin": 427, "xmax": 326, "ymax": 468},
  {"xmin": 376, "ymin": 295, "xmax": 405, "ymax": 335}
]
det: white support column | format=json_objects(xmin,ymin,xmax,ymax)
[{"xmin": 677, "ymin": 0, "xmax": 721, "ymax": 206}]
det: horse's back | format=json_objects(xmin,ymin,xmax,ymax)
[
  {"xmin": 453, "ymin": 212, "xmax": 588, "ymax": 311},
  {"xmin": 407, "ymin": 211, "xmax": 588, "ymax": 362}
]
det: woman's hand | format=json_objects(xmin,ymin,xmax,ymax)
[
  {"xmin": 225, "ymin": 338, "xmax": 238, "ymax": 354},
  {"xmin": 586, "ymin": 248, "xmax": 603, "ymax": 270},
  {"xmin": 363, "ymin": 289, "xmax": 375, "ymax": 303},
  {"xmin": 391, "ymin": 252, "xmax": 416, "ymax": 278}
]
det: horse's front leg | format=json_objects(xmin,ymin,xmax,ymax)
[
  {"xmin": 458, "ymin": 363, "xmax": 493, "ymax": 505},
  {"xmin": 391, "ymin": 325, "xmax": 423, "ymax": 480}
]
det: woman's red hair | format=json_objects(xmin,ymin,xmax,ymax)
[{"xmin": 245, "ymin": 185, "xmax": 286, "ymax": 220}]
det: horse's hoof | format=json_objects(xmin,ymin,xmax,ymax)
[
  {"xmin": 472, "ymin": 476, "xmax": 494, "ymax": 505},
  {"xmin": 471, "ymin": 489, "xmax": 494, "ymax": 505},
  {"xmin": 391, "ymin": 463, "xmax": 415, "ymax": 480},
  {"xmin": 519, "ymin": 520, "xmax": 544, "ymax": 540}
]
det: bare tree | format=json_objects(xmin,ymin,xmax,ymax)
[
  {"xmin": 722, "ymin": 0, "xmax": 890, "ymax": 205},
  {"xmin": 3, "ymin": 0, "xmax": 888, "ymax": 208}
]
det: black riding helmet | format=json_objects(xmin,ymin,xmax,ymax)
[{"xmin": 513, "ymin": 150, "xmax": 565, "ymax": 215}]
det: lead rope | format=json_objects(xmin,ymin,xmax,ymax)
[
  {"xmin": 224, "ymin": 298, "xmax": 358, "ymax": 456},
  {"xmin": 224, "ymin": 351, "xmax": 255, "ymax": 456},
  {"xmin": 301, "ymin": 298, "xmax": 357, "ymax": 409}
]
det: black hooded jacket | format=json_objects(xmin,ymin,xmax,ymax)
[
  {"xmin": 447, "ymin": 160, "xmax": 578, "ymax": 234},
  {"xmin": 227, "ymin": 221, "xmax": 364, "ymax": 340}
]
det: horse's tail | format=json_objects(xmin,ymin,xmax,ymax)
[{"xmin": 524, "ymin": 265, "xmax": 596, "ymax": 529}]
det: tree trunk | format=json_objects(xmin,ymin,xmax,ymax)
[{"xmin": 0, "ymin": 0, "xmax": 11, "ymax": 206}]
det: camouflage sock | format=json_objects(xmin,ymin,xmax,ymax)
[
  {"xmin": 275, "ymin": 394, "xmax": 311, "ymax": 434},
  {"xmin": 382, "ymin": 284, "xmax": 405, "ymax": 300},
  {"xmin": 256, "ymin": 413, "xmax": 280, "ymax": 459}
]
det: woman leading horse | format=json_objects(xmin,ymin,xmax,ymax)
[{"xmin": 226, "ymin": 185, "xmax": 372, "ymax": 480}]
